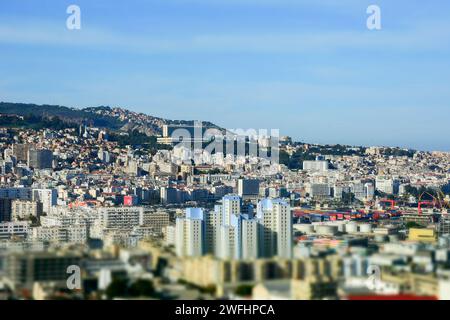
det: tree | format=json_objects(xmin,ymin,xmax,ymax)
[
  {"xmin": 105, "ymin": 278, "xmax": 128, "ymax": 299},
  {"xmin": 405, "ymin": 221, "xmax": 424, "ymax": 229},
  {"xmin": 235, "ymin": 285, "xmax": 253, "ymax": 297},
  {"xmin": 342, "ymin": 192, "xmax": 355, "ymax": 205},
  {"xmin": 279, "ymin": 150, "xmax": 290, "ymax": 166},
  {"xmin": 129, "ymin": 279, "xmax": 155, "ymax": 298},
  {"xmin": 201, "ymin": 285, "xmax": 216, "ymax": 295}
]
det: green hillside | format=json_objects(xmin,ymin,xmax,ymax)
[{"xmin": 0, "ymin": 102, "xmax": 125, "ymax": 129}]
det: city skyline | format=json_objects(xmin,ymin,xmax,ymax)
[
  {"xmin": 1, "ymin": 0, "xmax": 450, "ymax": 305},
  {"xmin": 1, "ymin": 0, "xmax": 450, "ymax": 151}
]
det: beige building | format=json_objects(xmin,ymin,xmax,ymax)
[
  {"xmin": 408, "ymin": 228, "xmax": 437, "ymax": 243},
  {"xmin": 177, "ymin": 255, "xmax": 341, "ymax": 298},
  {"xmin": 381, "ymin": 271, "xmax": 438, "ymax": 297},
  {"xmin": 253, "ymin": 278, "xmax": 337, "ymax": 300},
  {"xmin": 142, "ymin": 211, "xmax": 170, "ymax": 234},
  {"xmin": 12, "ymin": 200, "xmax": 43, "ymax": 221}
]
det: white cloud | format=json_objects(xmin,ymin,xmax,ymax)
[{"xmin": 0, "ymin": 17, "xmax": 449, "ymax": 54}]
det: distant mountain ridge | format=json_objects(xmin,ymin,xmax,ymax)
[{"xmin": 0, "ymin": 102, "xmax": 221, "ymax": 136}]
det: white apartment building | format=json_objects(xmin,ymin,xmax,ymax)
[
  {"xmin": 11, "ymin": 200, "xmax": 43, "ymax": 221},
  {"xmin": 303, "ymin": 160, "xmax": 329, "ymax": 172},
  {"xmin": 217, "ymin": 224, "xmax": 238, "ymax": 260},
  {"xmin": 241, "ymin": 218, "xmax": 258, "ymax": 260},
  {"xmin": 32, "ymin": 189, "xmax": 57, "ymax": 214},
  {"xmin": 32, "ymin": 226, "xmax": 67, "ymax": 243},
  {"xmin": 364, "ymin": 182, "xmax": 375, "ymax": 201},
  {"xmin": 308, "ymin": 183, "xmax": 331, "ymax": 198},
  {"xmin": 32, "ymin": 225, "xmax": 88, "ymax": 243},
  {"xmin": 376, "ymin": 176, "xmax": 400, "ymax": 195},
  {"xmin": 0, "ymin": 221, "xmax": 29, "ymax": 240},
  {"xmin": 256, "ymin": 198, "xmax": 292, "ymax": 259},
  {"xmin": 141, "ymin": 211, "xmax": 170, "ymax": 234},
  {"xmin": 222, "ymin": 194, "xmax": 240, "ymax": 226},
  {"xmin": 101, "ymin": 207, "xmax": 144, "ymax": 229},
  {"xmin": 175, "ymin": 216, "xmax": 204, "ymax": 258},
  {"xmin": 216, "ymin": 195, "xmax": 242, "ymax": 260},
  {"xmin": 205, "ymin": 209, "xmax": 220, "ymax": 254},
  {"xmin": 172, "ymin": 196, "xmax": 293, "ymax": 261},
  {"xmin": 41, "ymin": 206, "xmax": 99, "ymax": 228},
  {"xmin": 163, "ymin": 225, "xmax": 176, "ymax": 246}
]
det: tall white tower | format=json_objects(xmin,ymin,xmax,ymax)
[
  {"xmin": 256, "ymin": 198, "xmax": 292, "ymax": 259},
  {"xmin": 241, "ymin": 217, "xmax": 258, "ymax": 260},
  {"xmin": 175, "ymin": 208, "xmax": 205, "ymax": 257}
]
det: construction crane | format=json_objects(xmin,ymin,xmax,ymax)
[
  {"xmin": 415, "ymin": 191, "xmax": 450, "ymax": 215},
  {"xmin": 418, "ymin": 200, "xmax": 435, "ymax": 215},
  {"xmin": 379, "ymin": 199, "xmax": 396, "ymax": 210}
]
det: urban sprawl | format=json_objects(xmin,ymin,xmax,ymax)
[{"xmin": 0, "ymin": 107, "xmax": 450, "ymax": 300}]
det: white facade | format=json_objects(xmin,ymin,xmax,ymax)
[
  {"xmin": 0, "ymin": 221, "xmax": 29, "ymax": 239},
  {"xmin": 175, "ymin": 208, "xmax": 206, "ymax": 258},
  {"xmin": 101, "ymin": 207, "xmax": 144, "ymax": 229},
  {"xmin": 217, "ymin": 225, "xmax": 237, "ymax": 260},
  {"xmin": 32, "ymin": 189, "xmax": 57, "ymax": 214},
  {"xmin": 257, "ymin": 199, "xmax": 292, "ymax": 259},
  {"xmin": 163, "ymin": 225, "xmax": 176, "ymax": 246},
  {"xmin": 375, "ymin": 176, "xmax": 399, "ymax": 195},
  {"xmin": 303, "ymin": 160, "xmax": 329, "ymax": 172},
  {"xmin": 365, "ymin": 183, "xmax": 375, "ymax": 201},
  {"xmin": 175, "ymin": 217, "xmax": 204, "ymax": 257},
  {"xmin": 309, "ymin": 183, "xmax": 331, "ymax": 198},
  {"xmin": 241, "ymin": 218, "xmax": 258, "ymax": 260},
  {"xmin": 11, "ymin": 200, "xmax": 42, "ymax": 221},
  {"xmin": 222, "ymin": 194, "xmax": 240, "ymax": 226}
]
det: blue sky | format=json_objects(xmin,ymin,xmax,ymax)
[{"xmin": 0, "ymin": 0, "xmax": 449, "ymax": 151}]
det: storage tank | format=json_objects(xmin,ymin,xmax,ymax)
[
  {"xmin": 316, "ymin": 225, "xmax": 338, "ymax": 236},
  {"xmin": 439, "ymin": 235, "xmax": 450, "ymax": 247},
  {"xmin": 294, "ymin": 224, "xmax": 315, "ymax": 235},
  {"xmin": 375, "ymin": 234, "xmax": 388, "ymax": 242},
  {"xmin": 359, "ymin": 223, "xmax": 373, "ymax": 233},
  {"xmin": 337, "ymin": 223, "xmax": 346, "ymax": 233},
  {"xmin": 345, "ymin": 222, "xmax": 358, "ymax": 233},
  {"xmin": 388, "ymin": 235, "xmax": 399, "ymax": 242}
]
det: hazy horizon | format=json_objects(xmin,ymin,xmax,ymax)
[
  {"xmin": 2, "ymin": 99, "xmax": 447, "ymax": 153},
  {"xmin": 1, "ymin": 0, "xmax": 449, "ymax": 151}
]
